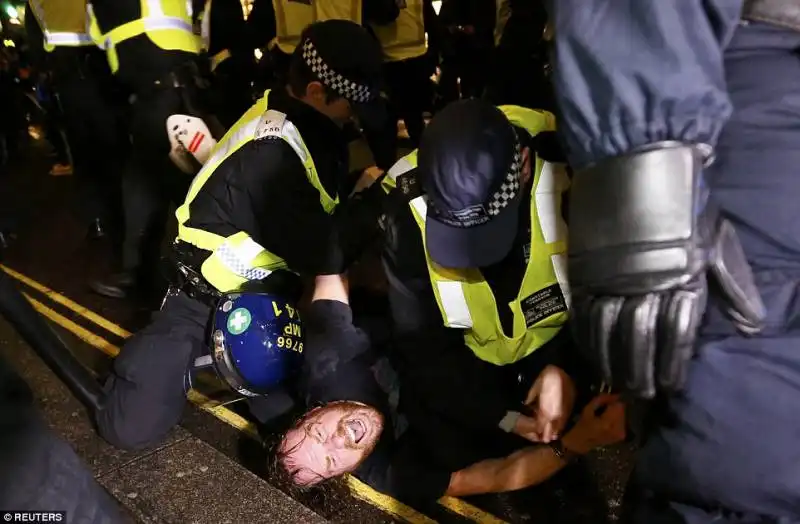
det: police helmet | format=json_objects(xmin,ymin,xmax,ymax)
[{"xmin": 206, "ymin": 291, "xmax": 304, "ymax": 397}]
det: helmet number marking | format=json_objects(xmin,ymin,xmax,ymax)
[{"xmin": 277, "ymin": 336, "xmax": 304, "ymax": 353}]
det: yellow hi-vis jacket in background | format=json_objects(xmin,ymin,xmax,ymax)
[
  {"xmin": 271, "ymin": 0, "xmax": 314, "ymax": 55},
  {"xmin": 90, "ymin": 0, "xmax": 200, "ymax": 73},
  {"xmin": 370, "ymin": 0, "xmax": 426, "ymax": 62},
  {"xmin": 272, "ymin": 0, "xmax": 362, "ymax": 55},
  {"xmin": 382, "ymin": 106, "xmax": 571, "ymax": 366},
  {"xmin": 175, "ymin": 90, "xmax": 339, "ymax": 293},
  {"xmin": 27, "ymin": 0, "xmax": 94, "ymax": 51}
]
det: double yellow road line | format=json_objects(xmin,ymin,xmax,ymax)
[{"xmin": 0, "ymin": 264, "xmax": 508, "ymax": 524}]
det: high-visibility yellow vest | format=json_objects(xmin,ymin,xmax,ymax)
[
  {"xmin": 384, "ymin": 106, "xmax": 571, "ymax": 366},
  {"xmin": 27, "ymin": 0, "xmax": 94, "ymax": 51},
  {"xmin": 371, "ymin": 0, "xmax": 426, "ymax": 62},
  {"xmin": 272, "ymin": 0, "xmax": 362, "ymax": 55},
  {"xmin": 313, "ymin": 0, "xmax": 362, "ymax": 24},
  {"xmin": 93, "ymin": 0, "xmax": 201, "ymax": 73},
  {"xmin": 272, "ymin": 0, "xmax": 314, "ymax": 55},
  {"xmin": 175, "ymin": 90, "xmax": 339, "ymax": 293}
]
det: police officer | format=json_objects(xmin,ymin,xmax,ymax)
[
  {"xmin": 94, "ymin": 20, "xmax": 389, "ymax": 450},
  {"xmin": 379, "ymin": 99, "xmax": 595, "ymax": 495},
  {"xmin": 88, "ymin": 0, "xmax": 224, "ymax": 300},
  {"xmin": 199, "ymin": 0, "xmax": 255, "ymax": 129},
  {"xmin": 261, "ymin": 0, "xmax": 399, "ymax": 86},
  {"xmin": 24, "ymin": 0, "xmax": 126, "ymax": 241},
  {"xmin": 546, "ymin": 0, "xmax": 800, "ymax": 522},
  {"xmin": 371, "ymin": 0, "xmax": 440, "ymax": 150}
]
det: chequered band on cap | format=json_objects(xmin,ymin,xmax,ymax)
[
  {"xmin": 301, "ymin": 39, "xmax": 373, "ymax": 104},
  {"xmin": 429, "ymin": 139, "xmax": 523, "ymax": 229}
]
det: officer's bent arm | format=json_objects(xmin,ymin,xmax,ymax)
[
  {"xmin": 330, "ymin": 181, "xmax": 389, "ymax": 270},
  {"xmin": 545, "ymin": 0, "xmax": 741, "ymax": 167},
  {"xmin": 243, "ymin": 140, "xmax": 345, "ymax": 277},
  {"xmin": 381, "ymin": 198, "xmax": 514, "ymax": 431}
]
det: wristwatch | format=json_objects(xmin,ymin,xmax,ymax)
[{"xmin": 548, "ymin": 439, "xmax": 580, "ymax": 463}]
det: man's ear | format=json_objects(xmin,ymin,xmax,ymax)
[
  {"xmin": 520, "ymin": 146, "xmax": 533, "ymax": 185},
  {"xmin": 305, "ymin": 81, "xmax": 327, "ymax": 101}
]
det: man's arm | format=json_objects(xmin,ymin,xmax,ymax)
[
  {"xmin": 545, "ymin": 0, "xmax": 742, "ymax": 168},
  {"xmin": 446, "ymin": 445, "xmax": 566, "ymax": 497},
  {"xmin": 446, "ymin": 393, "xmax": 627, "ymax": 496},
  {"xmin": 381, "ymin": 192, "xmax": 516, "ymax": 431}
]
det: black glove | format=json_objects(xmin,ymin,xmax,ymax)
[{"xmin": 567, "ymin": 143, "xmax": 766, "ymax": 399}]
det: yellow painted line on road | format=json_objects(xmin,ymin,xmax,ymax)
[
  {"xmin": 2, "ymin": 264, "xmax": 133, "ymax": 339},
  {"xmin": 439, "ymin": 497, "xmax": 507, "ymax": 524},
  {"xmin": 24, "ymin": 293, "xmax": 120, "ymax": 358},
  {"xmin": 5, "ymin": 266, "xmax": 510, "ymax": 524}
]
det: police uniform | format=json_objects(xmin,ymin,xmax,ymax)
[
  {"xmin": 88, "ymin": 0, "xmax": 222, "ymax": 300},
  {"xmin": 94, "ymin": 20, "xmax": 388, "ymax": 450},
  {"xmin": 25, "ymin": 0, "xmax": 126, "ymax": 240},
  {"xmin": 265, "ymin": 0, "xmax": 399, "ymax": 86},
  {"xmin": 372, "ymin": 0, "xmax": 437, "ymax": 149},
  {"xmin": 547, "ymin": 0, "xmax": 800, "ymax": 522},
  {"xmin": 200, "ymin": 0, "xmax": 255, "ymax": 129},
  {"xmin": 378, "ymin": 101, "xmax": 583, "ymax": 498}
]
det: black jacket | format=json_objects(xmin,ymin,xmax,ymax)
[{"xmin": 182, "ymin": 89, "xmax": 386, "ymax": 276}]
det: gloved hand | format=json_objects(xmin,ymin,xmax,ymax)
[{"xmin": 567, "ymin": 143, "xmax": 766, "ymax": 399}]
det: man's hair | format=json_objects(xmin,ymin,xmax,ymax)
[{"xmin": 262, "ymin": 407, "xmax": 351, "ymax": 513}]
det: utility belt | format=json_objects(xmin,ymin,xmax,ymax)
[
  {"xmin": 169, "ymin": 241, "xmax": 221, "ymax": 307},
  {"xmin": 742, "ymin": 0, "xmax": 800, "ymax": 32}
]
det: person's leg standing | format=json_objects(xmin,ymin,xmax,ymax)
[
  {"xmin": 93, "ymin": 88, "xmax": 191, "ymax": 300},
  {"xmin": 95, "ymin": 291, "xmax": 210, "ymax": 450},
  {"xmin": 626, "ymin": 21, "xmax": 800, "ymax": 524}
]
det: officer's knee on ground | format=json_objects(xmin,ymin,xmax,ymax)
[{"xmin": 94, "ymin": 404, "xmax": 169, "ymax": 451}]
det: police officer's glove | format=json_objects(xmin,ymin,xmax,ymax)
[{"xmin": 568, "ymin": 142, "xmax": 766, "ymax": 399}]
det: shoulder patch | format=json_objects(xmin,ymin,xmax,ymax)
[
  {"xmin": 396, "ymin": 169, "xmax": 422, "ymax": 199},
  {"xmin": 254, "ymin": 109, "xmax": 287, "ymax": 141}
]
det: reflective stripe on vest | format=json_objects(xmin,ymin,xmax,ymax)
[
  {"xmin": 28, "ymin": 0, "xmax": 94, "ymax": 50},
  {"xmin": 381, "ymin": 150, "xmax": 417, "ymax": 193},
  {"xmin": 272, "ymin": 0, "xmax": 314, "ymax": 55},
  {"xmin": 394, "ymin": 105, "xmax": 570, "ymax": 365},
  {"xmin": 98, "ymin": 0, "xmax": 200, "ymax": 73},
  {"xmin": 175, "ymin": 90, "xmax": 339, "ymax": 293},
  {"xmin": 371, "ymin": 0, "xmax": 426, "ymax": 62}
]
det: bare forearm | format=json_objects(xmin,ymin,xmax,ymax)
[{"xmin": 445, "ymin": 446, "xmax": 566, "ymax": 497}]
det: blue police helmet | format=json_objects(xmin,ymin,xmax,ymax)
[{"xmin": 210, "ymin": 292, "xmax": 304, "ymax": 397}]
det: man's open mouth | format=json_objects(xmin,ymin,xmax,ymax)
[{"xmin": 346, "ymin": 419, "xmax": 366, "ymax": 444}]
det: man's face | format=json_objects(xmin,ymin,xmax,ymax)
[
  {"xmin": 305, "ymin": 81, "xmax": 354, "ymax": 126},
  {"xmin": 323, "ymin": 97, "xmax": 354, "ymax": 127},
  {"xmin": 279, "ymin": 401, "xmax": 384, "ymax": 485}
]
